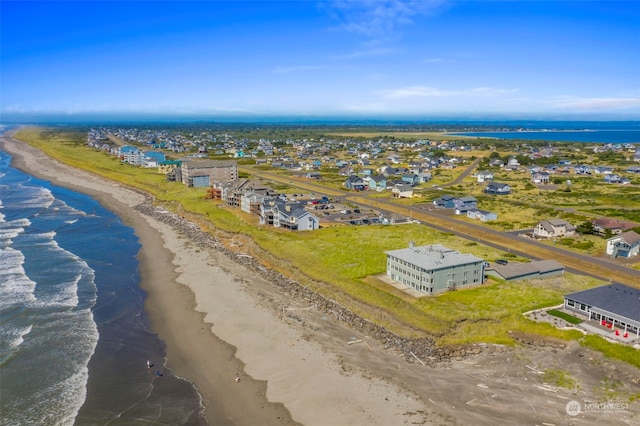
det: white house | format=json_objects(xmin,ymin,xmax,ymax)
[
  {"xmin": 476, "ymin": 170, "xmax": 494, "ymax": 183},
  {"xmin": 606, "ymin": 230, "xmax": 640, "ymax": 258}
]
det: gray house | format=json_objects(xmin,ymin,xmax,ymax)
[
  {"xmin": 344, "ymin": 175, "xmax": 366, "ymax": 191},
  {"xmin": 484, "ymin": 182, "xmax": 511, "ymax": 195},
  {"xmin": 564, "ymin": 283, "xmax": 640, "ymax": 339},
  {"xmin": 385, "ymin": 243, "xmax": 485, "ymax": 295},
  {"xmin": 259, "ymin": 201, "xmax": 319, "ymax": 231},
  {"xmin": 467, "ymin": 209, "xmax": 498, "ymax": 222},
  {"xmin": 433, "ymin": 194, "xmax": 455, "ymax": 208},
  {"xmin": 454, "ymin": 196, "xmax": 477, "ymax": 214}
]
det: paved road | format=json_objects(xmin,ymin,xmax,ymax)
[
  {"xmin": 240, "ymin": 166, "xmax": 640, "ymax": 287},
  {"xmin": 106, "ymin": 133, "xmax": 127, "ymax": 147},
  {"xmin": 443, "ymin": 157, "xmax": 482, "ymax": 187}
]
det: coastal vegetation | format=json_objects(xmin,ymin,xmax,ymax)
[{"xmin": 12, "ymin": 126, "xmax": 640, "ymax": 369}]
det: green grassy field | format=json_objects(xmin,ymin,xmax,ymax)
[{"xmin": 12, "ymin": 127, "xmax": 640, "ymax": 368}]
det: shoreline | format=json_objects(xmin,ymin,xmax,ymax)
[
  {"xmin": 0, "ymin": 133, "xmax": 431, "ymax": 425},
  {"xmin": 0, "ymin": 133, "xmax": 297, "ymax": 425},
  {"xmin": 4, "ymin": 130, "xmax": 640, "ymax": 425}
]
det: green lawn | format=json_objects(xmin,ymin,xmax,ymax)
[{"xmin": 547, "ymin": 309, "xmax": 583, "ymax": 324}]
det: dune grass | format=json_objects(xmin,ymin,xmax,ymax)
[{"xmin": 580, "ymin": 335, "xmax": 640, "ymax": 369}]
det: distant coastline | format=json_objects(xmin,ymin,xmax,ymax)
[{"xmin": 446, "ymin": 129, "xmax": 640, "ymax": 144}]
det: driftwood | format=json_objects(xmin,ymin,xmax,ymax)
[{"xmin": 409, "ymin": 351, "xmax": 425, "ymax": 366}]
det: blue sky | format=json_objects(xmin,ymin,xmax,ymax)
[{"xmin": 1, "ymin": 1, "xmax": 639, "ymax": 121}]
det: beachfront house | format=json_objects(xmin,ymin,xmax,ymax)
[
  {"xmin": 179, "ymin": 160, "xmax": 238, "ymax": 187},
  {"xmin": 564, "ymin": 283, "xmax": 640, "ymax": 339},
  {"xmin": 158, "ymin": 160, "xmax": 182, "ymax": 175},
  {"xmin": 385, "ymin": 243, "xmax": 485, "ymax": 295},
  {"xmin": 259, "ymin": 200, "xmax": 319, "ymax": 231}
]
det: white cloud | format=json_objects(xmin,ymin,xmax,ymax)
[
  {"xmin": 272, "ymin": 65, "xmax": 321, "ymax": 74},
  {"xmin": 379, "ymin": 85, "xmax": 518, "ymax": 98},
  {"xmin": 548, "ymin": 96, "xmax": 640, "ymax": 111},
  {"xmin": 330, "ymin": 47, "xmax": 394, "ymax": 60},
  {"xmin": 420, "ymin": 58, "xmax": 450, "ymax": 64},
  {"xmin": 326, "ymin": 0, "xmax": 448, "ymax": 36}
]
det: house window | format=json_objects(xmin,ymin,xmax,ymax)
[{"xmin": 567, "ymin": 300, "xmax": 575, "ymax": 307}]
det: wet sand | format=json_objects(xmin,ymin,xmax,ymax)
[{"xmin": 0, "ymin": 132, "xmax": 428, "ymax": 425}]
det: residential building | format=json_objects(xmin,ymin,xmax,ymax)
[
  {"xmin": 392, "ymin": 184, "xmax": 413, "ymax": 198},
  {"xmin": 142, "ymin": 151, "xmax": 166, "ymax": 168},
  {"xmin": 533, "ymin": 219, "xmax": 576, "ymax": 239},
  {"xmin": 158, "ymin": 160, "xmax": 181, "ymax": 174},
  {"xmin": 467, "ymin": 209, "xmax": 498, "ymax": 222},
  {"xmin": 344, "ymin": 175, "xmax": 366, "ymax": 191},
  {"xmin": 592, "ymin": 218, "xmax": 638, "ymax": 235},
  {"xmin": 484, "ymin": 182, "xmax": 511, "ymax": 195},
  {"xmin": 453, "ymin": 196, "xmax": 477, "ymax": 214},
  {"xmin": 476, "ymin": 170, "xmax": 494, "ymax": 183},
  {"xmin": 180, "ymin": 160, "xmax": 238, "ymax": 186},
  {"xmin": 433, "ymin": 194, "xmax": 455, "ymax": 208},
  {"xmin": 606, "ymin": 230, "xmax": 640, "ymax": 258},
  {"xmin": 531, "ymin": 171, "xmax": 550, "ymax": 184},
  {"xmin": 385, "ymin": 243, "xmax": 485, "ymax": 295},
  {"xmin": 564, "ymin": 284, "xmax": 640, "ymax": 338},
  {"xmin": 259, "ymin": 200, "xmax": 319, "ymax": 231},
  {"xmin": 604, "ymin": 174, "xmax": 622, "ymax": 184},
  {"xmin": 401, "ymin": 173, "xmax": 419, "ymax": 186},
  {"xmin": 366, "ymin": 175, "xmax": 387, "ymax": 191}
]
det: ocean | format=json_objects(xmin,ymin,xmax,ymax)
[
  {"xmin": 447, "ymin": 122, "xmax": 640, "ymax": 143},
  {"xmin": 0, "ymin": 149, "xmax": 206, "ymax": 425}
]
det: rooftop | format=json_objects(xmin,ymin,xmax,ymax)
[
  {"xmin": 565, "ymin": 283, "xmax": 640, "ymax": 324},
  {"xmin": 385, "ymin": 244, "xmax": 484, "ymax": 271}
]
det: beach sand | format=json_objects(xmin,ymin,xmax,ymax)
[
  {"xmin": 0, "ymin": 134, "xmax": 429, "ymax": 425},
  {"xmin": 3, "ymin": 132, "xmax": 640, "ymax": 426}
]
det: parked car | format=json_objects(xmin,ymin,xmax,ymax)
[{"xmin": 495, "ymin": 259, "xmax": 508, "ymax": 265}]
